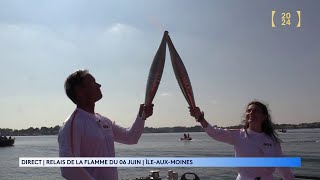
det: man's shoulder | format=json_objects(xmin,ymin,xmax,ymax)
[
  {"xmin": 58, "ymin": 110, "xmax": 88, "ymax": 140},
  {"xmin": 60, "ymin": 111, "xmax": 86, "ymax": 130}
]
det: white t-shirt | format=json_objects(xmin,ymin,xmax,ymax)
[
  {"xmin": 204, "ymin": 124, "xmax": 295, "ymax": 180},
  {"xmin": 58, "ymin": 108, "xmax": 145, "ymax": 180}
]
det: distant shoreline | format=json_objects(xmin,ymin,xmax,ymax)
[
  {"xmin": 1, "ymin": 122, "xmax": 319, "ymax": 136},
  {"xmin": 4, "ymin": 128, "xmax": 320, "ymax": 137}
]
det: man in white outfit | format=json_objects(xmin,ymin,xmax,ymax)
[{"xmin": 58, "ymin": 69, "xmax": 154, "ymax": 180}]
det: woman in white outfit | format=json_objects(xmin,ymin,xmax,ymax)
[{"xmin": 189, "ymin": 101, "xmax": 295, "ymax": 180}]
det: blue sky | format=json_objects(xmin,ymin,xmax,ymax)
[{"xmin": 1, "ymin": 0, "xmax": 319, "ymax": 129}]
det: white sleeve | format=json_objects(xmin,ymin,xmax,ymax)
[
  {"xmin": 274, "ymin": 143, "xmax": 295, "ymax": 180},
  {"xmin": 58, "ymin": 114, "xmax": 95, "ymax": 180},
  {"xmin": 203, "ymin": 124, "xmax": 238, "ymax": 145},
  {"xmin": 111, "ymin": 115, "xmax": 145, "ymax": 144}
]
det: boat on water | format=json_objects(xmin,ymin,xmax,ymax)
[
  {"xmin": 180, "ymin": 133, "xmax": 192, "ymax": 141},
  {"xmin": 278, "ymin": 129, "xmax": 287, "ymax": 133},
  {"xmin": 179, "ymin": 137, "xmax": 192, "ymax": 141},
  {"xmin": 0, "ymin": 136, "xmax": 15, "ymax": 147}
]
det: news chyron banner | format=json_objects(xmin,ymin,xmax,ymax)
[{"xmin": 19, "ymin": 157, "xmax": 301, "ymax": 167}]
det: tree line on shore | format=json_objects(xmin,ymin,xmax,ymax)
[{"xmin": 1, "ymin": 122, "xmax": 319, "ymax": 136}]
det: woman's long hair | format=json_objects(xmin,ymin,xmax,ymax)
[{"xmin": 241, "ymin": 101, "xmax": 282, "ymax": 143}]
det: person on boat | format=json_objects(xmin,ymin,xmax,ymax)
[
  {"xmin": 184, "ymin": 133, "xmax": 187, "ymax": 139},
  {"xmin": 187, "ymin": 133, "xmax": 190, "ymax": 139},
  {"xmin": 58, "ymin": 69, "xmax": 154, "ymax": 180},
  {"xmin": 189, "ymin": 101, "xmax": 294, "ymax": 180}
]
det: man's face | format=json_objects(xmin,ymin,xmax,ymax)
[{"xmin": 78, "ymin": 74, "xmax": 102, "ymax": 103}]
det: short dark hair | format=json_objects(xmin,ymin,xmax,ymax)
[{"xmin": 64, "ymin": 69, "xmax": 90, "ymax": 104}]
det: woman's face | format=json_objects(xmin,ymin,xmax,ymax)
[{"xmin": 245, "ymin": 104, "xmax": 266, "ymax": 126}]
